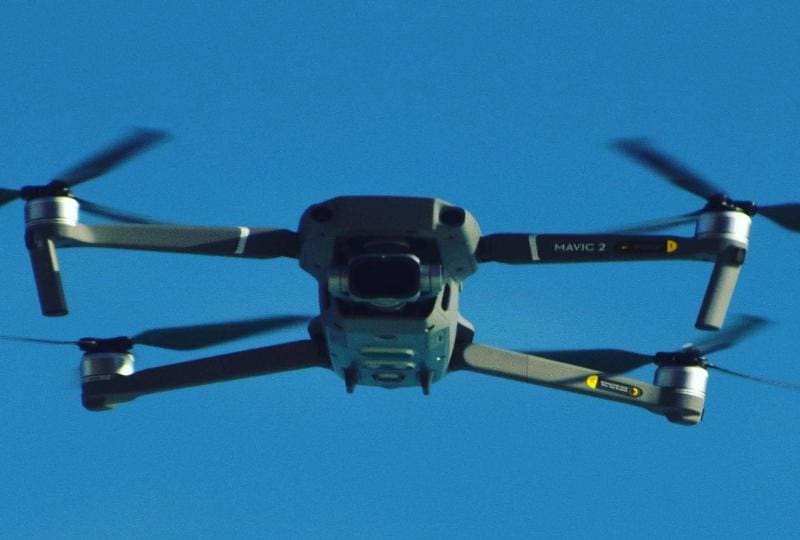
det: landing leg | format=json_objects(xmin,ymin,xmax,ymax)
[
  {"xmin": 419, "ymin": 370, "xmax": 434, "ymax": 396},
  {"xmin": 345, "ymin": 367, "xmax": 358, "ymax": 394}
]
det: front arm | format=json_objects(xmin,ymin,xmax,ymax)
[
  {"xmin": 476, "ymin": 233, "xmax": 747, "ymax": 330},
  {"xmin": 25, "ymin": 221, "xmax": 300, "ymax": 316},
  {"xmin": 37, "ymin": 222, "xmax": 300, "ymax": 259},
  {"xmin": 476, "ymin": 233, "xmax": 722, "ymax": 264}
]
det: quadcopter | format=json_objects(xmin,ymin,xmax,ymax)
[{"xmin": 2, "ymin": 130, "xmax": 799, "ymax": 425}]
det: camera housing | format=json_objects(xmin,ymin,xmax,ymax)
[{"xmin": 328, "ymin": 254, "xmax": 444, "ymax": 309}]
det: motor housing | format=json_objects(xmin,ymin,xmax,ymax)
[
  {"xmin": 654, "ymin": 357, "xmax": 708, "ymax": 426},
  {"xmin": 80, "ymin": 352, "xmax": 135, "ymax": 411},
  {"xmin": 25, "ymin": 196, "xmax": 80, "ymax": 228}
]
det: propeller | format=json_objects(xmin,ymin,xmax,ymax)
[
  {"xmin": 2, "ymin": 128, "xmax": 168, "ymax": 223},
  {"xmin": 0, "ymin": 314, "xmax": 311, "ymax": 353},
  {"xmin": 612, "ymin": 139, "xmax": 800, "ymax": 233},
  {"xmin": 71, "ymin": 198, "xmax": 159, "ymax": 225},
  {"xmin": 524, "ymin": 315, "xmax": 800, "ymax": 390}
]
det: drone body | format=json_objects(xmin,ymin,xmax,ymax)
[
  {"xmin": 5, "ymin": 131, "xmax": 799, "ymax": 425},
  {"xmin": 298, "ymin": 196, "xmax": 479, "ymax": 392}
]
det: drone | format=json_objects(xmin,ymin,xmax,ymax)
[{"xmin": 2, "ymin": 130, "xmax": 799, "ymax": 425}]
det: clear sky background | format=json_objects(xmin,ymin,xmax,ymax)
[{"xmin": 2, "ymin": 2, "xmax": 799, "ymax": 538}]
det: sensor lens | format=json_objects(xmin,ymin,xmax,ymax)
[{"xmin": 348, "ymin": 256, "xmax": 421, "ymax": 299}]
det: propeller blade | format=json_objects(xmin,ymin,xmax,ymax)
[
  {"xmin": 520, "ymin": 349, "xmax": 654, "ymax": 374},
  {"xmin": 131, "ymin": 315, "xmax": 310, "ymax": 351},
  {"xmin": 758, "ymin": 204, "xmax": 800, "ymax": 233},
  {"xmin": 613, "ymin": 139, "xmax": 724, "ymax": 201},
  {"xmin": 682, "ymin": 314, "xmax": 771, "ymax": 356},
  {"xmin": 609, "ymin": 211, "xmax": 701, "ymax": 234},
  {"xmin": 0, "ymin": 187, "xmax": 21, "ymax": 207},
  {"xmin": 75, "ymin": 197, "xmax": 162, "ymax": 224},
  {"xmin": 0, "ymin": 335, "xmax": 78, "ymax": 346},
  {"xmin": 53, "ymin": 128, "xmax": 168, "ymax": 187},
  {"xmin": 708, "ymin": 363, "xmax": 800, "ymax": 391},
  {"xmin": 0, "ymin": 315, "xmax": 309, "ymax": 352}
]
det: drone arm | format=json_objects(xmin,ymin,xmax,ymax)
[
  {"xmin": 25, "ymin": 230, "xmax": 68, "ymax": 316},
  {"xmin": 695, "ymin": 246, "xmax": 746, "ymax": 330},
  {"xmin": 42, "ymin": 223, "xmax": 300, "ymax": 259},
  {"xmin": 479, "ymin": 233, "xmax": 747, "ymax": 330},
  {"xmin": 81, "ymin": 339, "xmax": 329, "ymax": 410},
  {"xmin": 23, "ymin": 222, "xmax": 299, "ymax": 317},
  {"xmin": 476, "ymin": 233, "xmax": 720, "ymax": 264},
  {"xmin": 452, "ymin": 343, "xmax": 672, "ymax": 416}
]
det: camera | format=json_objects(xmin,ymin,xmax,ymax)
[{"xmin": 328, "ymin": 254, "xmax": 443, "ymax": 309}]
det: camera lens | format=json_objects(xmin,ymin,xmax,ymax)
[{"xmin": 349, "ymin": 255, "xmax": 421, "ymax": 299}]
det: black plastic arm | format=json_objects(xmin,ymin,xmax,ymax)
[
  {"xmin": 695, "ymin": 246, "xmax": 747, "ymax": 330},
  {"xmin": 25, "ymin": 230, "xmax": 68, "ymax": 316},
  {"xmin": 476, "ymin": 233, "xmax": 721, "ymax": 264},
  {"xmin": 81, "ymin": 339, "xmax": 329, "ymax": 410}
]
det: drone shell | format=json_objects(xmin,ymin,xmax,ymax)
[{"xmin": 297, "ymin": 196, "xmax": 481, "ymax": 283}]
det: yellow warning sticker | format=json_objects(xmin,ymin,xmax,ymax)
[
  {"xmin": 586, "ymin": 375, "xmax": 643, "ymax": 398},
  {"xmin": 666, "ymin": 239, "xmax": 678, "ymax": 253}
]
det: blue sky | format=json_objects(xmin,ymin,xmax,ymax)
[{"xmin": 2, "ymin": 2, "xmax": 799, "ymax": 538}]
